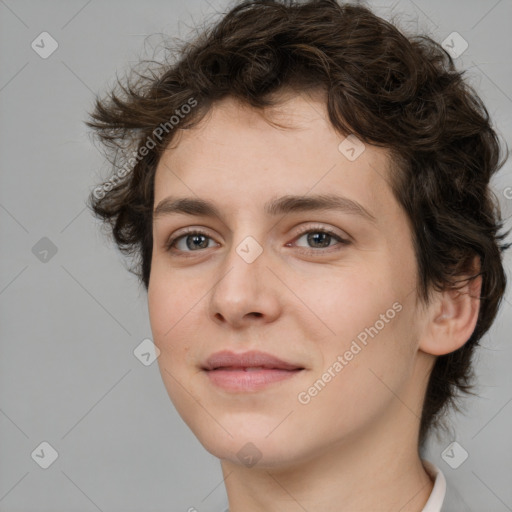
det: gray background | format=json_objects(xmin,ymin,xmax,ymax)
[{"xmin": 1, "ymin": 0, "xmax": 511, "ymax": 511}]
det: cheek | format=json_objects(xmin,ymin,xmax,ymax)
[
  {"xmin": 308, "ymin": 263, "xmax": 417, "ymax": 386},
  {"xmin": 147, "ymin": 274, "xmax": 201, "ymax": 422},
  {"xmin": 148, "ymin": 262, "xmax": 193, "ymax": 335},
  {"xmin": 147, "ymin": 278, "xmax": 172, "ymax": 344},
  {"xmin": 309, "ymin": 269, "xmax": 399, "ymax": 344},
  {"xmin": 295, "ymin": 304, "xmax": 417, "ymax": 439},
  {"xmin": 147, "ymin": 271, "xmax": 197, "ymax": 368}
]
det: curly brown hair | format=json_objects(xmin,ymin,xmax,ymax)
[{"xmin": 86, "ymin": 0, "xmax": 510, "ymax": 447}]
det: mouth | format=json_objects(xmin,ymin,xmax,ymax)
[{"xmin": 202, "ymin": 350, "xmax": 305, "ymax": 392}]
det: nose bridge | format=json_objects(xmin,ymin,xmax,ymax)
[
  {"xmin": 216, "ymin": 234, "xmax": 265, "ymax": 302},
  {"xmin": 209, "ymin": 230, "xmax": 279, "ymax": 324}
]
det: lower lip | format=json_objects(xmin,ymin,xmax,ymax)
[{"xmin": 204, "ymin": 368, "xmax": 303, "ymax": 392}]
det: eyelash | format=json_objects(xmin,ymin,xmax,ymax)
[{"xmin": 164, "ymin": 225, "xmax": 350, "ymax": 257}]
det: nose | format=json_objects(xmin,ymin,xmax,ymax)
[{"xmin": 208, "ymin": 238, "xmax": 282, "ymax": 329}]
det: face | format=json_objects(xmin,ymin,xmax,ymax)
[{"xmin": 148, "ymin": 91, "xmax": 430, "ymax": 468}]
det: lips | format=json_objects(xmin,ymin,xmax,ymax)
[
  {"xmin": 202, "ymin": 350, "xmax": 305, "ymax": 392},
  {"xmin": 202, "ymin": 350, "xmax": 303, "ymax": 371}
]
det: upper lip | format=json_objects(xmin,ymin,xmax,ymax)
[{"xmin": 202, "ymin": 350, "xmax": 304, "ymax": 371}]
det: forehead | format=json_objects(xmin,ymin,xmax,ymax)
[{"xmin": 153, "ymin": 93, "xmax": 396, "ymax": 221}]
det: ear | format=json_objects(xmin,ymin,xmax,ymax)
[{"xmin": 419, "ymin": 259, "xmax": 482, "ymax": 356}]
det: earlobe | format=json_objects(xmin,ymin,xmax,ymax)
[{"xmin": 419, "ymin": 272, "xmax": 482, "ymax": 356}]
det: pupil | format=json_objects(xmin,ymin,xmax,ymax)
[
  {"xmin": 187, "ymin": 234, "xmax": 208, "ymax": 250},
  {"xmin": 308, "ymin": 232, "xmax": 330, "ymax": 248}
]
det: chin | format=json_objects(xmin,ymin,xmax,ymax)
[{"xmin": 188, "ymin": 419, "xmax": 314, "ymax": 470}]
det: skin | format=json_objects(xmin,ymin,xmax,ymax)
[{"xmin": 147, "ymin": 90, "xmax": 481, "ymax": 512}]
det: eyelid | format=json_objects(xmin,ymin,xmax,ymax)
[
  {"xmin": 164, "ymin": 226, "xmax": 218, "ymax": 252},
  {"xmin": 164, "ymin": 223, "xmax": 351, "ymax": 255},
  {"xmin": 291, "ymin": 223, "xmax": 350, "ymax": 243},
  {"xmin": 287, "ymin": 225, "xmax": 350, "ymax": 255}
]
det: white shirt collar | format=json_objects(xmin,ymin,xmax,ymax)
[{"xmin": 421, "ymin": 459, "xmax": 447, "ymax": 512}]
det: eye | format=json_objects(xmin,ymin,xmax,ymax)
[
  {"xmin": 165, "ymin": 229, "xmax": 218, "ymax": 253},
  {"xmin": 290, "ymin": 227, "xmax": 349, "ymax": 254},
  {"xmin": 164, "ymin": 226, "xmax": 350, "ymax": 256}
]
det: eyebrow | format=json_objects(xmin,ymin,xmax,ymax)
[{"xmin": 153, "ymin": 193, "xmax": 377, "ymax": 223}]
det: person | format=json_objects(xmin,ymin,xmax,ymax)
[{"xmin": 86, "ymin": 1, "xmax": 509, "ymax": 510}]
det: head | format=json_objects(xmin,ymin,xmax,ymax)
[{"xmin": 87, "ymin": 0, "xmax": 509, "ymax": 459}]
